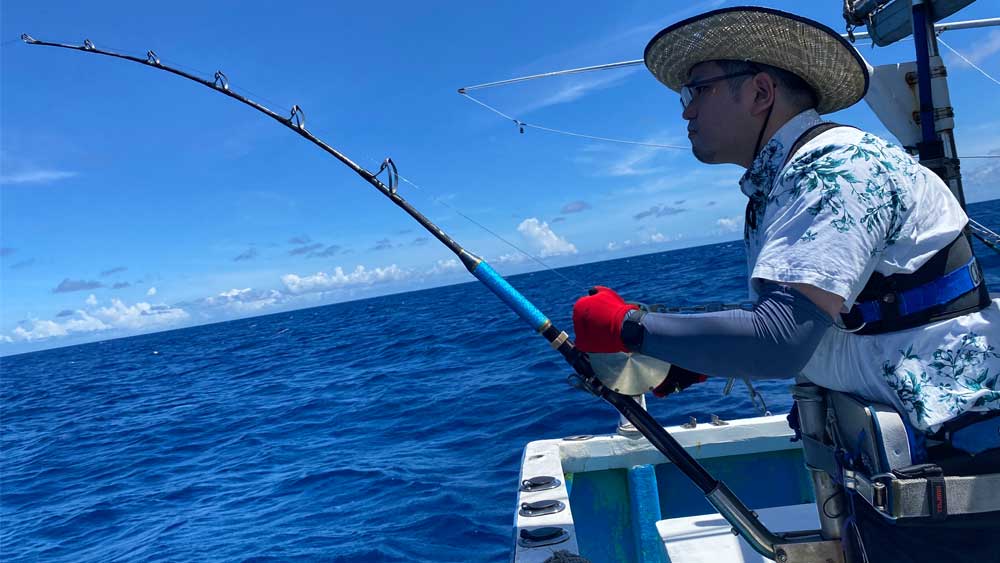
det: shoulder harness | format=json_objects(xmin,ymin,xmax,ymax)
[{"xmin": 779, "ymin": 123, "xmax": 990, "ymax": 335}]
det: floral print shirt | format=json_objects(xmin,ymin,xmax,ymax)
[{"xmin": 742, "ymin": 109, "xmax": 1000, "ymax": 432}]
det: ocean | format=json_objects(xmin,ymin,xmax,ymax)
[{"xmin": 3, "ymin": 199, "xmax": 999, "ymax": 562}]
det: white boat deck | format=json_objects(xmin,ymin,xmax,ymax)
[
  {"xmin": 657, "ymin": 503, "xmax": 820, "ymax": 563},
  {"xmin": 513, "ymin": 415, "xmax": 808, "ymax": 563}
]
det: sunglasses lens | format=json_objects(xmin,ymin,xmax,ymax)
[{"xmin": 680, "ymin": 86, "xmax": 693, "ymax": 109}]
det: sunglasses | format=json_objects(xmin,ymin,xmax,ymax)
[{"xmin": 680, "ymin": 71, "xmax": 758, "ymax": 109}]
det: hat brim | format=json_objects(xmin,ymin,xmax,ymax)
[{"xmin": 644, "ymin": 6, "xmax": 869, "ymax": 114}]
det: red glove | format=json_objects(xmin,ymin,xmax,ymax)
[
  {"xmin": 652, "ymin": 365, "xmax": 709, "ymax": 397},
  {"xmin": 572, "ymin": 286, "xmax": 638, "ymax": 353}
]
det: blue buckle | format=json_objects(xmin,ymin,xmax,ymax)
[{"xmin": 856, "ymin": 257, "xmax": 980, "ymax": 324}]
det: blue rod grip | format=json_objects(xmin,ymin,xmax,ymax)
[{"xmin": 471, "ymin": 261, "xmax": 549, "ymax": 331}]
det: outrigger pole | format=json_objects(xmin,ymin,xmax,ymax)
[
  {"xmin": 21, "ymin": 35, "xmax": 820, "ymax": 560},
  {"xmin": 457, "ymin": 17, "xmax": 1000, "ymax": 93}
]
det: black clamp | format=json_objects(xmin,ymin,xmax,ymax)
[
  {"xmin": 83, "ymin": 39, "xmax": 96, "ymax": 51},
  {"xmin": 146, "ymin": 50, "xmax": 160, "ymax": 65}
]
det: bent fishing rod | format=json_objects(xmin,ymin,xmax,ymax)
[{"xmin": 23, "ymin": 35, "xmax": 805, "ymax": 560}]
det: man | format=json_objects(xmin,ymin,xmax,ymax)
[{"xmin": 571, "ymin": 7, "xmax": 999, "ymax": 562}]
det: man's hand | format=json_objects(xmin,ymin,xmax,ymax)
[
  {"xmin": 572, "ymin": 286, "xmax": 638, "ymax": 353},
  {"xmin": 652, "ymin": 365, "xmax": 709, "ymax": 397}
]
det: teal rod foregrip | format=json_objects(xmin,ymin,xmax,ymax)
[{"xmin": 470, "ymin": 261, "xmax": 549, "ymax": 331}]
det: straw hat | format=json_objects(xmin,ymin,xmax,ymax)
[{"xmin": 644, "ymin": 6, "xmax": 869, "ymax": 114}]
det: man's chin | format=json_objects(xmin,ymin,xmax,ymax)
[{"xmin": 691, "ymin": 144, "xmax": 720, "ymax": 164}]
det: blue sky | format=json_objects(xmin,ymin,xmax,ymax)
[{"xmin": 2, "ymin": 0, "xmax": 998, "ymax": 355}]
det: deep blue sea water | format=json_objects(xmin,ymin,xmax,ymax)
[{"xmin": 3, "ymin": 199, "xmax": 999, "ymax": 563}]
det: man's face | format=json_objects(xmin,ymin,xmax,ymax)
[{"xmin": 681, "ymin": 62, "xmax": 754, "ymax": 165}]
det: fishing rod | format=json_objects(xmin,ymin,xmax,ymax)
[{"xmin": 22, "ymin": 35, "xmax": 813, "ymax": 560}]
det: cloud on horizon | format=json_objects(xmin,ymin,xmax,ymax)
[
  {"xmin": 52, "ymin": 279, "xmax": 103, "ymax": 293},
  {"xmin": 100, "ymin": 266, "xmax": 128, "ymax": 277},
  {"xmin": 234, "ymin": 248, "xmax": 258, "ymax": 262},
  {"xmin": 282, "ymin": 264, "xmax": 409, "ymax": 295},
  {"xmin": 633, "ymin": 204, "xmax": 687, "ymax": 220},
  {"xmin": 289, "ymin": 243, "xmax": 324, "ymax": 256},
  {"xmin": 716, "ymin": 216, "xmax": 743, "ymax": 233},
  {"xmin": 309, "ymin": 245, "xmax": 341, "ymax": 258},
  {"xmin": 517, "ymin": 218, "xmax": 577, "ymax": 257},
  {"xmin": 561, "ymin": 200, "xmax": 591, "ymax": 214},
  {"xmin": 372, "ymin": 238, "xmax": 394, "ymax": 251},
  {"xmin": 2, "ymin": 297, "xmax": 189, "ymax": 343},
  {"xmin": 3, "ymin": 255, "xmax": 486, "ymax": 347}
]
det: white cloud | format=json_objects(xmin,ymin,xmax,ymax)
[
  {"xmin": 606, "ymin": 134, "xmax": 688, "ymax": 177},
  {"xmin": 93, "ymin": 299, "xmax": 189, "ymax": 330},
  {"xmin": 495, "ymin": 252, "xmax": 529, "ymax": 265},
  {"xmin": 716, "ymin": 216, "xmax": 743, "ymax": 232},
  {"xmin": 650, "ymin": 232, "xmax": 667, "ymax": 243},
  {"xmin": 426, "ymin": 259, "xmax": 460, "ymax": 275},
  {"xmin": 146, "ymin": 287, "xmax": 157, "ymax": 296},
  {"xmin": 517, "ymin": 218, "xmax": 577, "ymax": 257},
  {"xmin": 202, "ymin": 288, "xmax": 284, "ymax": 313},
  {"xmin": 0, "ymin": 169, "xmax": 78, "ymax": 185},
  {"xmin": 5, "ymin": 298, "xmax": 188, "ymax": 342},
  {"xmin": 281, "ymin": 264, "xmax": 410, "ymax": 295},
  {"xmin": 606, "ymin": 241, "xmax": 618, "ymax": 251},
  {"xmin": 516, "ymin": 70, "xmax": 638, "ymax": 115},
  {"xmin": 3, "ymin": 254, "xmax": 472, "ymax": 347},
  {"xmin": 8, "ymin": 315, "xmax": 109, "ymax": 342}
]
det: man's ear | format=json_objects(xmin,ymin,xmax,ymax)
[{"xmin": 751, "ymin": 73, "xmax": 776, "ymax": 115}]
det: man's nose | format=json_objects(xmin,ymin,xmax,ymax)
[{"xmin": 682, "ymin": 102, "xmax": 696, "ymax": 121}]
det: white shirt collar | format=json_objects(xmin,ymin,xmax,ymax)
[{"xmin": 739, "ymin": 109, "xmax": 824, "ymax": 198}]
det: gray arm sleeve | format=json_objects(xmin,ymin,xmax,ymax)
[{"xmin": 638, "ymin": 282, "xmax": 834, "ymax": 379}]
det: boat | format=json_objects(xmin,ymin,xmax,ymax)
[{"xmin": 505, "ymin": 2, "xmax": 1000, "ymax": 562}]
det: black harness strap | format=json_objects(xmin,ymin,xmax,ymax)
[{"xmin": 843, "ymin": 234, "xmax": 990, "ymax": 334}]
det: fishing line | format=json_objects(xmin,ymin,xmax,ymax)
[
  {"xmin": 938, "ymin": 36, "xmax": 1000, "ymax": 86},
  {"xmin": 392, "ymin": 173, "xmax": 586, "ymax": 289},
  {"xmin": 290, "ymin": 122, "xmax": 588, "ymax": 291},
  {"xmin": 460, "ymin": 91, "xmax": 689, "ymax": 149},
  {"xmin": 17, "ymin": 34, "xmax": 899, "ymax": 559}
]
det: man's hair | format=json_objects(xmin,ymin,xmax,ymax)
[{"xmin": 715, "ymin": 60, "xmax": 818, "ymax": 112}]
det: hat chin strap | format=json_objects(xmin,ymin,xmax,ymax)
[{"xmin": 750, "ymin": 102, "xmax": 775, "ymax": 166}]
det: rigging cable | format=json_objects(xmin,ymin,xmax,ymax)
[
  {"xmin": 459, "ymin": 92, "xmax": 688, "ymax": 149},
  {"xmin": 937, "ymin": 36, "xmax": 1000, "ymax": 86},
  {"xmin": 969, "ymin": 218, "xmax": 1000, "ymax": 253}
]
